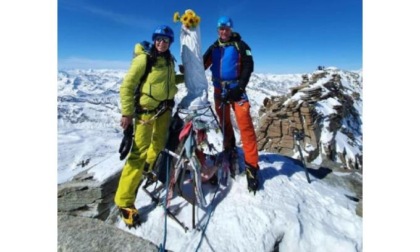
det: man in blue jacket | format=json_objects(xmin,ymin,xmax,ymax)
[{"xmin": 203, "ymin": 16, "xmax": 259, "ymax": 194}]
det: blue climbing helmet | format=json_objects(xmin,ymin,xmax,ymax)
[
  {"xmin": 152, "ymin": 25, "xmax": 174, "ymax": 44},
  {"xmin": 217, "ymin": 16, "xmax": 233, "ymax": 29}
]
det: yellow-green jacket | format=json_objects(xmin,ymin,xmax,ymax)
[{"xmin": 120, "ymin": 44, "xmax": 184, "ymax": 115}]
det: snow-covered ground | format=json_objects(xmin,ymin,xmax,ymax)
[{"xmin": 55, "ymin": 69, "xmax": 362, "ymax": 251}]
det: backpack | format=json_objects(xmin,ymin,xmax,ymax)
[{"xmin": 133, "ymin": 41, "xmax": 153, "ymax": 114}]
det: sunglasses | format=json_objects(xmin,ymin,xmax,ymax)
[
  {"xmin": 155, "ymin": 36, "xmax": 170, "ymax": 43},
  {"xmin": 218, "ymin": 26, "xmax": 231, "ymax": 31}
]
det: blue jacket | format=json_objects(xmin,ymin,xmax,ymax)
[{"xmin": 203, "ymin": 32, "xmax": 254, "ymax": 90}]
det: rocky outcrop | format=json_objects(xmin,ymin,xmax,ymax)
[
  {"xmin": 58, "ymin": 169, "xmax": 121, "ymax": 220},
  {"xmin": 256, "ymin": 68, "xmax": 363, "ymax": 170},
  {"xmin": 58, "ymin": 215, "xmax": 157, "ymax": 252},
  {"xmin": 57, "ymin": 164, "xmax": 161, "ymax": 251}
]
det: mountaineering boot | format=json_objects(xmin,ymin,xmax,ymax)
[
  {"xmin": 245, "ymin": 164, "xmax": 259, "ymax": 195},
  {"xmin": 220, "ymin": 146, "xmax": 237, "ymax": 181},
  {"xmin": 228, "ymin": 147, "xmax": 239, "ymax": 178},
  {"xmin": 119, "ymin": 206, "xmax": 140, "ymax": 228}
]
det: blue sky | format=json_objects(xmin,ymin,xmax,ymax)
[{"xmin": 58, "ymin": 0, "xmax": 362, "ymax": 74}]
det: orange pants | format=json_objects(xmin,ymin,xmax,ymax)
[{"xmin": 214, "ymin": 89, "xmax": 259, "ymax": 168}]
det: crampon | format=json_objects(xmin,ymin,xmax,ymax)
[{"xmin": 119, "ymin": 206, "xmax": 141, "ymax": 229}]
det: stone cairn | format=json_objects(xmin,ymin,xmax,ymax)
[{"xmin": 256, "ymin": 70, "xmax": 363, "ymax": 170}]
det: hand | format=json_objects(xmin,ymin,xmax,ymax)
[
  {"xmin": 120, "ymin": 116, "xmax": 133, "ymax": 130},
  {"xmin": 119, "ymin": 124, "xmax": 133, "ymax": 160},
  {"xmin": 178, "ymin": 64, "xmax": 185, "ymax": 74},
  {"xmin": 228, "ymin": 85, "xmax": 244, "ymax": 102}
]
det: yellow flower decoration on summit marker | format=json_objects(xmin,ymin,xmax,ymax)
[{"xmin": 173, "ymin": 9, "xmax": 201, "ymax": 29}]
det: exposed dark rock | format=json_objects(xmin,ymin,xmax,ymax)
[
  {"xmin": 58, "ymin": 169, "xmax": 121, "ymax": 220},
  {"xmin": 58, "ymin": 214, "xmax": 158, "ymax": 252},
  {"xmin": 256, "ymin": 68, "xmax": 362, "ymax": 171}
]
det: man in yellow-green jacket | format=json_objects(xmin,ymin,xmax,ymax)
[{"xmin": 115, "ymin": 25, "xmax": 184, "ymax": 227}]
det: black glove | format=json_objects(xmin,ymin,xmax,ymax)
[
  {"xmin": 119, "ymin": 124, "xmax": 133, "ymax": 160},
  {"xmin": 228, "ymin": 85, "xmax": 244, "ymax": 102},
  {"xmin": 178, "ymin": 64, "xmax": 185, "ymax": 74}
]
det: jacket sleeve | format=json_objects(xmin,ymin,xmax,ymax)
[
  {"xmin": 238, "ymin": 40, "xmax": 254, "ymax": 89},
  {"xmin": 203, "ymin": 45, "xmax": 214, "ymax": 70},
  {"xmin": 120, "ymin": 54, "xmax": 147, "ymax": 116}
]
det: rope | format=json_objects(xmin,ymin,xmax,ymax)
[
  {"xmin": 159, "ymin": 153, "xmax": 171, "ymax": 251},
  {"xmin": 195, "ymin": 183, "xmax": 220, "ymax": 251},
  {"xmin": 177, "ymin": 106, "xmax": 215, "ymax": 121},
  {"xmin": 139, "ymin": 106, "xmax": 168, "ymax": 125},
  {"xmin": 159, "ymin": 103, "xmax": 227, "ymax": 251},
  {"xmin": 194, "ymin": 94, "xmax": 227, "ymax": 251}
]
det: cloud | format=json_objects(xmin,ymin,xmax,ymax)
[{"xmin": 58, "ymin": 57, "xmax": 129, "ymax": 70}]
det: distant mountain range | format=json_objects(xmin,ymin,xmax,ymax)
[{"xmin": 58, "ymin": 67, "xmax": 362, "ymax": 171}]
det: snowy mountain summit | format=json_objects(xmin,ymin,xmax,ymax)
[
  {"xmin": 57, "ymin": 67, "xmax": 362, "ymax": 252},
  {"xmin": 256, "ymin": 67, "xmax": 362, "ymax": 171}
]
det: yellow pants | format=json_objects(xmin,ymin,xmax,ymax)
[{"xmin": 114, "ymin": 110, "xmax": 171, "ymax": 207}]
